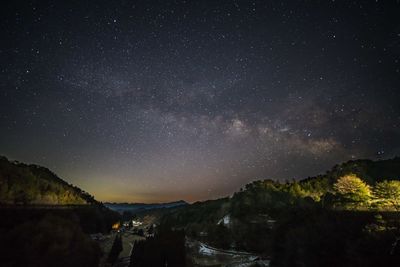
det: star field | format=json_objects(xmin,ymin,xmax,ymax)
[{"xmin": 0, "ymin": 0, "xmax": 399, "ymax": 202}]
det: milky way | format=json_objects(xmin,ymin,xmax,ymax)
[{"xmin": 1, "ymin": 1, "xmax": 399, "ymax": 202}]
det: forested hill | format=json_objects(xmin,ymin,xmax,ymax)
[
  {"xmin": 156, "ymin": 157, "xmax": 400, "ymax": 266},
  {"xmin": 300, "ymin": 156, "xmax": 400, "ymax": 191},
  {"xmin": 162, "ymin": 157, "xmax": 400, "ymax": 248},
  {"xmin": 227, "ymin": 157, "xmax": 400, "ymax": 215},
  {"xmin": 0, "ymin": 156, "xmax": 96, "ymax": 205}
]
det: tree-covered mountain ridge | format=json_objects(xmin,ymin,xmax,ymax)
[
  {"xmin": 0, "ymin": 156, "xmax": 97, "ymax": 205},
  {"xmin": 188, "ymin": 156, "xmax": 400, "ymax": 212},
  {"xmin": 162, "ymin": 157, "xmax": 400, "ymax": 247},
  {"xmin": 296, "ymin": 156, "xmax": 400, "ymax": 198},
  {"xmin": 157, "ymin": 157, "xmax": 400, "ymax": 267},
  {"xmin": 229, "ymin": 156, "xmax": 400, "ymax": 213}
]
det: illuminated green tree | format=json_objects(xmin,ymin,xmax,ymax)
[
  {"xmin": 373, "ymin": 180, "xmax": 400, "ymax": 210},
  {"xmin": 333, "ymin": 174, "xmax": 371, "ymax": 204}
]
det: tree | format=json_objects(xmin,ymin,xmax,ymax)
[
  {"xmin": 107, "ymin": 234, "xmax": 123, "ymax": 265},
  {"xmin": 333, "ymin": 174, "xmax": 371, "ymax": 204},
  {"xmin": 0, "ymin": 215, "xmax": 101, "ymax": 267},
  {"xmin": 373, "ymin": 180, "xmax": 400, "ymax": 210}
]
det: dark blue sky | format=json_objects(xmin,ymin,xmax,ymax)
[{"xmin": 1, "ymin": 0, "xmax": 399, "ymax": 202}]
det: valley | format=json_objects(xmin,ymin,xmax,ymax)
[{"xmin": 2, "ymin": 156, "xmax": 400, "ymax": 266}]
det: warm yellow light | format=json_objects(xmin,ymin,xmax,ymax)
[{"xmin": 112, "ymin": 222, "xmax": 120, "ymax": 230}]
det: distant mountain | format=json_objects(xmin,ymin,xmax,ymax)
[
  {"xmin": 0, "ymin": 156, "xmax": 96, "ymax": 205},
  {"xmin": 104, "ymin": 200, "xmax": 188, "ymax": 214}
]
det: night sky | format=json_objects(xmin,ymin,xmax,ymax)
[{"xmin": 1, "ymin": 1, "xmax": 399, "ymax": 203}]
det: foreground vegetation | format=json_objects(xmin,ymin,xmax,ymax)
[
  {"xmin": 0, "ymin": 214, "xmax": 101, "ymax": 267},
  {"xmin": 1, "ymin": 156, "xmax": 400, "ymax": 266},
  {"xmin": 157, "ymin": 157, "xmax": 400, "ymax": 266},
  {"xmin": 0, "ymin": 156, "xmax": 121, "ymax": 267}
]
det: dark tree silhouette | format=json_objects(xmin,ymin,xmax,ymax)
[{"xmin": 107, "ymin": 234, "xmax": 123, "ymax": 265}]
